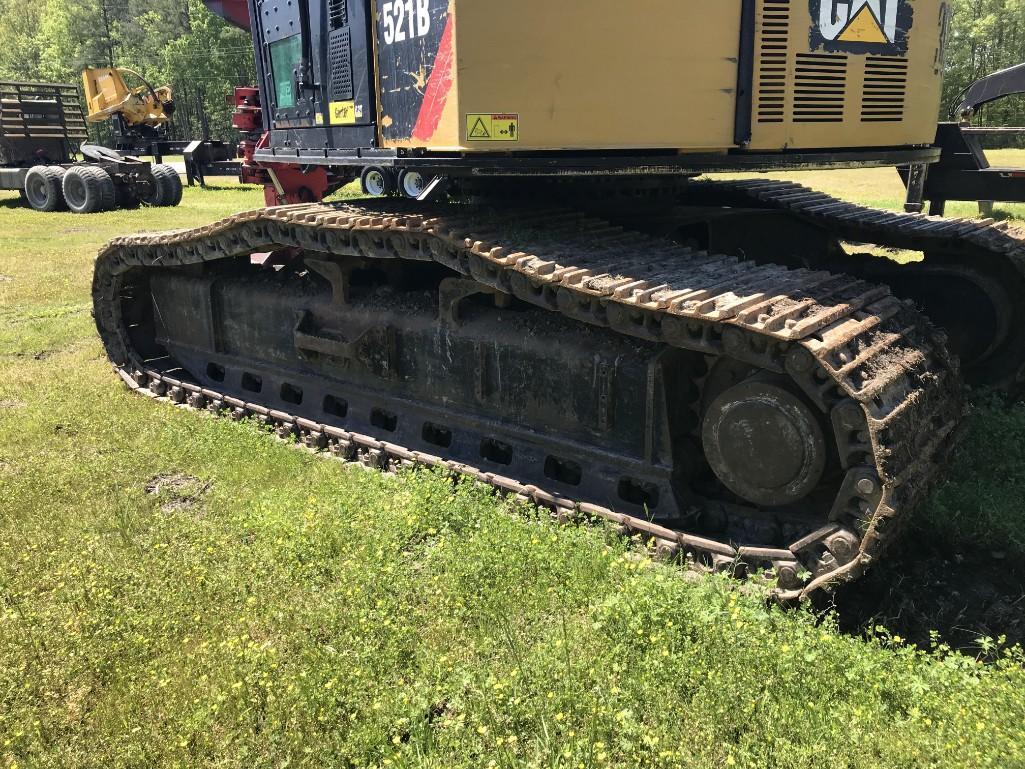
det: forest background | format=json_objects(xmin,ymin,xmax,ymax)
[{"xmin": 0, "ymin": 0, "xmax": 1022, "ymax": 145}]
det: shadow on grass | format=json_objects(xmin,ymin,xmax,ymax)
[
  {"xmin": 830, "ymin": 393, "xmax": 1025, "ymax": 654},
  {"xmin": 830, "ymin": 537, "xmax": 1025, "ymax": 655},
  {"xmin": 991, "ymin": 207, "xmax": 1024, "ymax": 223}
]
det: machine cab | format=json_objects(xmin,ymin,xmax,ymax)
[{"xmin": 256, "ymin": 0, "xmax": 377, "ymax": 148}]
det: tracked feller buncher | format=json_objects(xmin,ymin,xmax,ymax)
[{"xmin": 94, "ymin": 0, "xmax": 1025, "ymax": 599}]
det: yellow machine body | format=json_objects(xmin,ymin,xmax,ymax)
[
  {"xmin": 374, "ymin": 0, "xmax": 949, "ymax": 154},
  {"xmin": 82, "ymin": 67, "xmax": 173, "ymax": 128}
]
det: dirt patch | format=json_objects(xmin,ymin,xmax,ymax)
[
  {"xmin": 830, "ymin": 537, "xmax": 1025, "ymax": 655},
  {"xmin": 145, "ymin": 472, "xmax": 211, "ymax": 515},
  {"xmin": 0, "ymin": 400, "xmax": 25, "ymax": 409}
]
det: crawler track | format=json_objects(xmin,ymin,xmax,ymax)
[
  {"xmin": 686, "ymin": 179, "xmax": 1025, "ymax": 391},
  {"xmin": 93, "ymin": 199, "xmax": 961, "ymax": 600}
]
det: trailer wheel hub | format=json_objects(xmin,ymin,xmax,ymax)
[{"xmin": 702, "ymin": 378, "xmax": 827, "ymax": 507}]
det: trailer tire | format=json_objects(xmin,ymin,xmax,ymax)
[
  {"xmin": 62, "ymin": 166, "xmax": 116, "ymax": 214},
  {"xmin": 150, "ymin": 164, "xmax": 183, "ymax": 207},
  {"xmin": 23, "ymin": 166, "xmax": 66, "ymax": 212},
  {"xmin": 397, "ymin": 169, "xmax": 428, "ymax": 199},
  {"xmin": 361, "ymin": 166, "xmax": 395, "ymax": 197}
]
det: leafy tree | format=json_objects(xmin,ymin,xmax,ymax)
[
  {"xmin": 0, "ymin": 0, "xmax": 253, "ymax": 143},
  {"xmin": 0, "ymin": 1, "xmax": 47, "ymax": 81},
  {"xmin": 941, "ymin": 0, "xmax": 1025, "ymax": 135}
]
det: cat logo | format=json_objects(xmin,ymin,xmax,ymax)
[{"xmin": 810, "ymin": 0, "xmax": 913, "ymax": 55}]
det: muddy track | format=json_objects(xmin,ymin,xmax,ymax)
[
  {"xmin": 687, "ymin": 178, "xmax": 1025, "ymax": 392},
  {"xmin": 93, "ymin": 199, "xmax": 961, "ymax": 600}
]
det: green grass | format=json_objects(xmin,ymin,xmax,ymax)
[
  {"xmin": 3, "ymin": 165, "xmax": 1025, "ymax": 767},
  {"xmin": 923, "ymin": 393, "xmax": 1025, "ymax": 555}
]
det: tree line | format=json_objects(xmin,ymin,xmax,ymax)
[
  {"xmin": 0, "ymin": 0, "xmax": 255, "ymax": 144},
  {"xmin": 0, "ymin": 0, "xmax": 1021, "ymax": 146},
  {"xmin": 941, "ymin": 0, "xmax": 1025, "ymax": 144}
]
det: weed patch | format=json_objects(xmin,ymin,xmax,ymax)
[{"xmin": 925, "ymin": 393, "xmax": 1025, "ymax": 555}]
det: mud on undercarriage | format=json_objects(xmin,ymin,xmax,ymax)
[{"xmin": 93, "ymin": 183, "xmax": 982, "ymax": 600}]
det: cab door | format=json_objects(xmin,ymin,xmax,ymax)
[
  {"xmin": 257, "ymin": 0, "xmax": 318, "ymax": 129},
  {"xmin": 313, "ymin": 0, "xmax": 376, "ymax": 147}
]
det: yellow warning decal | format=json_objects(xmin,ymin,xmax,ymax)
[
  {"xmin": 466, "ymin": 113, "xmax": 519, "ymax": 142},
  {"xmin": 329, "ymin": 100, "xmax": 361, "ymax": 126}
]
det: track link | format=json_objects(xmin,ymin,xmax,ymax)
[
  {"xmin": 689, "ymin": 178, "xmax": 1025, "ymax": 390},
  {"xmin": 93, "ymin": 200, "xmax": 961, "ymax": 600}
]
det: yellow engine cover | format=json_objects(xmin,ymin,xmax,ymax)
[{"xmin": 375, "ymin": 0, "xmax": 950, "ymax": 154}]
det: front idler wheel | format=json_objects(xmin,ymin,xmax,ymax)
[{"xmin": 701, "ymin": 373, "xmax": 829, "ymax": 508}]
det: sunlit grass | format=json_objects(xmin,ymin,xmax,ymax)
[{"xmin": 2, "ymin": 169, "xmax": 1025, "ymax": 767}]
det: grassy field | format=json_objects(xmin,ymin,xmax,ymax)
[{"xmin": 2, "ymin": 162, "xmax": 1025, "ymax": 767}]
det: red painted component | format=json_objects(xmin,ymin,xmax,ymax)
[
  {"xmin": 203, "ymin": 0, "xmax": 251, "ymax": 31},
  {"xmin": 230, "ymin": 87, "xmax": 272, "ymax": 195},
  {"xmin": 242, "ymin": 132, "xmax": 341, "ymax": 206},
  {"xmin": 265, "ymin": 164, "xmax": 334, "ymax": 206},
  {"xmin": 231, "ymin": 86, "xmax": 262, "ymax": 133},
  {"xmin": 411, "ymin": 14, "xmax": 456, "ymax": 142},
  {"xmin": 223, "ymin": 50, "xmax": 353, "ymax": 206}
]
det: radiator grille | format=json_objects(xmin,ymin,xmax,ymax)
[
  {"xmin": 861, "ymin": 56, "xmax": 908, "ymax": 122},
  {"xmin": 328, "ymin": 0, "xmax": 348, "ymax": 30},
  {"xmin": 756, "ymin": 0, "xmax": 790, "ymax": 124},
  {"xmin": 328, "ymin": 27, "xmax": 353, "ymax": 101},
  {"xmin": 793, "ymin": 53, "xmax": 847, "ymax": 123}
]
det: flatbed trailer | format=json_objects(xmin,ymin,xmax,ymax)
[
  {"xmin": 901, "ymin": 124, "xmax": 1025, "ymax": 215},
  {"xmin": 902, "ymin": 63, "xmax": 1025, "ymax": 215},
  {"xmin": 0, "ymin": 80, "xmax": 182, "ymax": 212}
]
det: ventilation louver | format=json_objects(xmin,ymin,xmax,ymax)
[
  {"xmin": 793, "ymin": 53, "xmax": 848, "ymax": 123},
  {"xmin": 756, "ymin": 0, "xmax": 790, "ymax": 124},
  {"xmin": 861, "ymin": 56, "xmax": 908, "ymax": 122},
  {"xmin": 328, "ymin": 0, "xmax": 348, "ymax": 30},
  {"xmin": 328, "ymin": 27, "xmax": 353, "ymax": 101}
]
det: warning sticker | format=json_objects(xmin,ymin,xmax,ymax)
[
  {"xmin": 466, "ymin": 113, "xmax": 519, "ymax": 142},
  {"xmin": 329, "ymin": 100, "xmax": 363, "ymax": 126}
]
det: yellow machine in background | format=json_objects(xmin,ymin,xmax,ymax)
[{"xmin": 82, "ymin": 67, "xmax": 174, "ymax": 131}]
